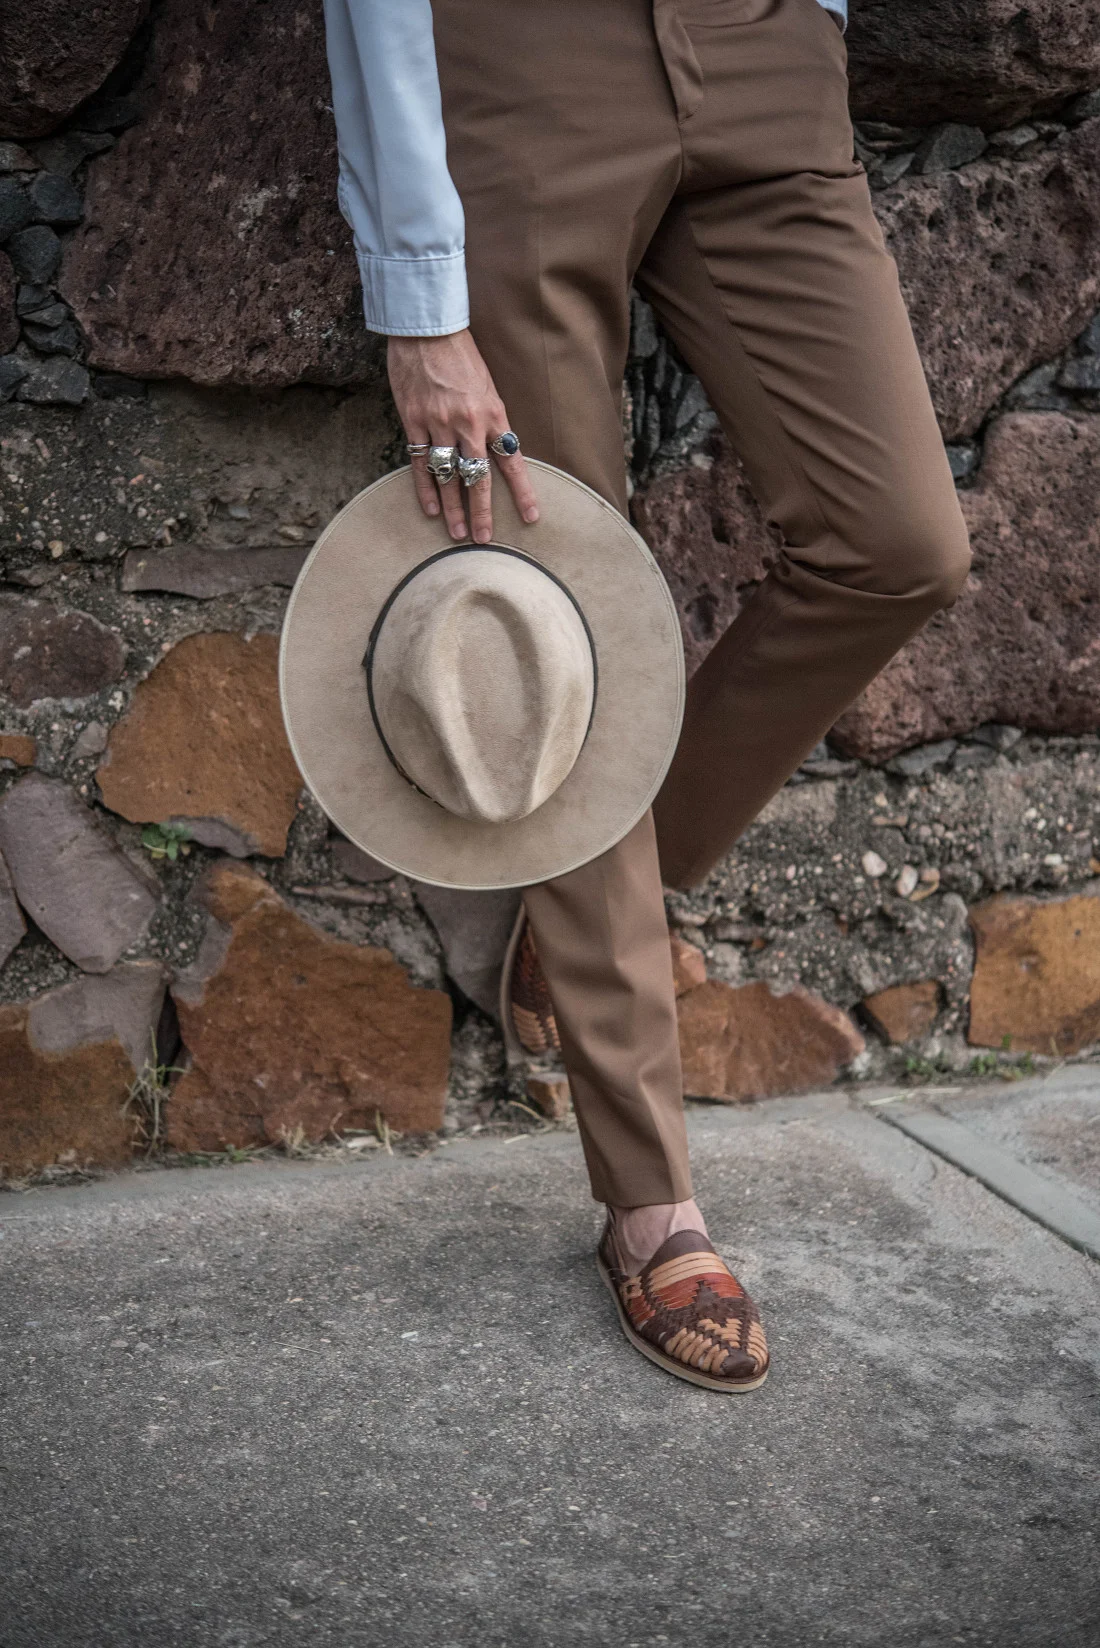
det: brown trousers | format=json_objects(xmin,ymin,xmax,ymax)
[{"xmin": 433, "ymin": 0, "xmax": 972, "ymax": 1206}]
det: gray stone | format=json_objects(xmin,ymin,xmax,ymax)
[
  {"xmin": 912, "ymin": 123, "xmax": 988, "ymax": 174},
  {"xmin": 0, "ymin": 599, "xmax": 125, "ymax": 707},
  {"xmin": 411, "ymin": 883, "xmax": 523, "ymax": 1019},
  {"xmin": 799, "ymin": 756, "xmax": 860, "ymax": 779},
  {"xmin": 20, "ymin": 301, "xmax": 68, "ymax": 328},
  {"xmin": 3, "ymin": 563, "xmax": 55, "ymax": 588},
  {"xmin": 1079, "ymin": 313, "xmax": 1100, "ymax": 354},
  {"xmin": 6, "ymin": 224, "xmax": 61, "ymax": 284},
  {"xmin": 15, "ymin": 283, "xmax": 51, "ymax": 315},
  {"xmin": 986, "ymin": 123, "xmax": 1041, "ymax": 154},
  {"xmin": 1065, "ymin": 89, "xmax": 1100, "ymax": 123},
  {"xmin": 26, "ymin": 174, "xmax": 82, "ymax": 228},
  {"xmin": 168, "ymin": 817, "xmax": 254, "ymax": 859},
  {"xmin": 885, "ymin": 739, "xmax": 959, "ymax": 777},
  {"xmin": 120, "ymin": 543, "xmax": 309, "ymax": 599},
  {"xmin": 27, "ymin": 960, "xmax": 167, "ymax": 1073},
  {"xmin": 15, "ymin": 356, "xmax": 89, "ymax": 404},
  {"xmin": 70, "ymin": 720, "xmax": 109, "ymax": 759},
  {"xmin": 0, "ymin": 143, "xmax": 35, "ymax": 173},
  {"xmin": 0, "ymin": 774, "xmax": 159, "ymax": 972},
  {"xmin": 798, "ymin": 740, "xmax": 860, "ymax": 779},
  {"xmin": 0, "ymin": 250, "xmax": 16, "ymax": 355},
  {"xmin": 1057, "ymin": 356, "xmax": 1100, "ymax": 391},
  {"xmin": 969, "ymin": 722, "xmax": 1023, "ymax": 752},
  {"xmin": 0, "ymin": 353, "xmax": 26, "ymax": 401},
  {"xmin": 630, "ymin": 293, "xmax": 660, "ymax": 359},
  {"xmin": 0, "ymin": 845, "xmax": 26, "ymax": 968},
  {"xmin": 0, "ymin": 177, "xmax": 32, "ymax": 241},
  {"xmin": 27, "ymin": 131, "xmax": 114, "ymax": 178},
  {"xmin": 331, "ymin": 837, "xmax": 396, "ymax": 884},
  {"xmin": 869, "ymin": 150, "xmax": 915, "ymax": 189},
  {"xmin": 951, "ymin": 744, "xmax": 997, "ymax": 771},
  {"xmin": 945, "ymin": 442, "xmax": 979, "ymax": 479},
  {"xmin": 674, "ymin": 376, "xmax": 710, "ymax": 431},
  {"xmin": 22, "ymin": 319, "xmax": 81, "ymax": 356},
  {"xmin": 854, "ymin": 121, "xmax": 925, "ymax": 152},
  {"xmin": 1003, "ymin": 360, "xmax": 1071, "ymax": 411}
]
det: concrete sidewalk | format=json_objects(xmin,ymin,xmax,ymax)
[{"xmin": 2, "ymin": 1079, "xmax": 1098, "ymax": 1647}]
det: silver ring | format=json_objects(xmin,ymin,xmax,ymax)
[
  {"xmin": 406, "ymin": 442, "xmax": 431, "ymax": 458},
  {"xmin": 490, "ymin": 432, "xmax": 521, "ymax": 458},
  {"xmin": 427, "ymin": 444, "xmax": 458, "ymax": 483},
  {"xmin": 458, "ymin": 456, "xmax": 491, "ymax": 488}
]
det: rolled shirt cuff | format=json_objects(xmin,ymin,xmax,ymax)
[
  {"xmin": 822, "ymin": 0, "xmax": 848, "ymax": 28},
  {"xmin": 355, "ymin": 249, "xmax": 470, "ymax": 337}
]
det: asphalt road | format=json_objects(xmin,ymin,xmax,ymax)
[{"xmin": 2, "ymin": 1084, "xmax": 1098, "ymax": 1647}]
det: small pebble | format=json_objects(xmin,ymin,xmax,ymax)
[
  {"xmin": 911, "ymin": 867, "xmax": 941, "ymax": 902},
  {"xmin": 895, "ymin": 864, "xmax": 919, "ymax": 898}
]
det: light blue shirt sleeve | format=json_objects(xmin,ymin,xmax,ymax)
[
  {"xmin": 323, "ymin": 0, "xmax": 847, "ymax": 339},
  {"xmin": 322, "ymin": 0, "xmax": 469, "ymax": 337}
]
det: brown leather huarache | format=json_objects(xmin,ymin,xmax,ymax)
[
  {"xmin": 504, "ymin": 916, "xmax": 564, "ymax": 1054},
  {"xmin": 597, "ymin": 1221, "xmax": 769, "ymax": 1392}
]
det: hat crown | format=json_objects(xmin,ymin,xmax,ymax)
[{"xmin": 369, "ymin": 549, "xmax": 595, "ymax": 824}]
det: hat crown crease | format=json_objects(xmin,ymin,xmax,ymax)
[{"xmin": 370, "ymin": 552, "xmax": 595, "ymax": 825}]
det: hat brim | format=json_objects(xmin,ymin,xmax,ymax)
[{"xmin": 278, "ymin": 461, "xmax": 685, "ymax": 890}]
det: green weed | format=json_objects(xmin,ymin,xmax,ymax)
[{"xmin": 141, "ymin": 822, "xmax": 192, "ymax": 862}]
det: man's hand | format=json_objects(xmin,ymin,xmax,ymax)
[{"xmin": 388, "ymin": 330, "xmax": 539, "ymax": 543}]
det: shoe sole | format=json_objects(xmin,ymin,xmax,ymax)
[{"xmin": 596, "ymin": 1250, "xmax": 769, "ymax": 1394}]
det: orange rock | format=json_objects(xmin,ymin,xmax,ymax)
[
  {"xmin": 862, "ymin": 980, "xmax": 941, "ymax": 1044},
  {"xmin": 97, "ymin": 631, "xmax": 302, "ymax": 857},
  {"xmin": 0, "ymin": 964, "xmax": 168, "ymax": 1176},
  {"xmin": 969, "ymin": 887, "xmax": 1100, "ymax": 1054},
  {"xmin": 677, "ymin": 978, "xmax": 864, "ymax": 1101},
  {"xmin": 168, "ymin": 862, "xmax": 452, "ymax": 1151},
  {"xmin": 670, "ymin": 933, "xmax": 707, "ymax": 996},
  {"xmin": 0, "ymin": 733, "xmax": 35, "ymax": 767},
  {"xmin": 0, "ymin": 1009, "xmax": 134, "ymax": 1177}
]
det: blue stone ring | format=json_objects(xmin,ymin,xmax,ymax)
[{"xmin": 489, "ymin": 431, "xmax": 521, "ymax": 458}]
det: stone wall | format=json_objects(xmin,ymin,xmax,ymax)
[{"xmin": 2, "ymin": 0, "xmax": 1099, "ymax": 1178}]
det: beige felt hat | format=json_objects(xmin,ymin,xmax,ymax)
[{"xmin": 278, "ymin": 460, "xmax": 685, "ymax": 890}]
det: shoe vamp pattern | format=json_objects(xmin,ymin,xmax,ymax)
[{"xmin": 630, "ymin": 1278, "xmax": 758, "ymax": 1338}]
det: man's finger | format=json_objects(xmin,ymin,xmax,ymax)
[
  {"xmin": 492, "ymin": 433, "xmax": 539, "ymax": 524},
  {"xmin": 410, "ymin": 457, "xmax": 442, "ymax": 519},
  {"xmin": 405, "ymin": 429, "xmax": 440, "ymax": 519},
  {"xmin": 463, "ymin": 444, "xmax": 493, "ymax": 544},
  {"xmin": 432, "ymin": 431, "xmax": 468, "ymax": 540}
]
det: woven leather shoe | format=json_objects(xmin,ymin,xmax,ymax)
[
  {"xmin": 502, "ymin": 911, "xmax": 561, "ymax": 1059},
  {"xmin": 597, "ymin": 1220, "xmax": 769, "ymax": 1392}
]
